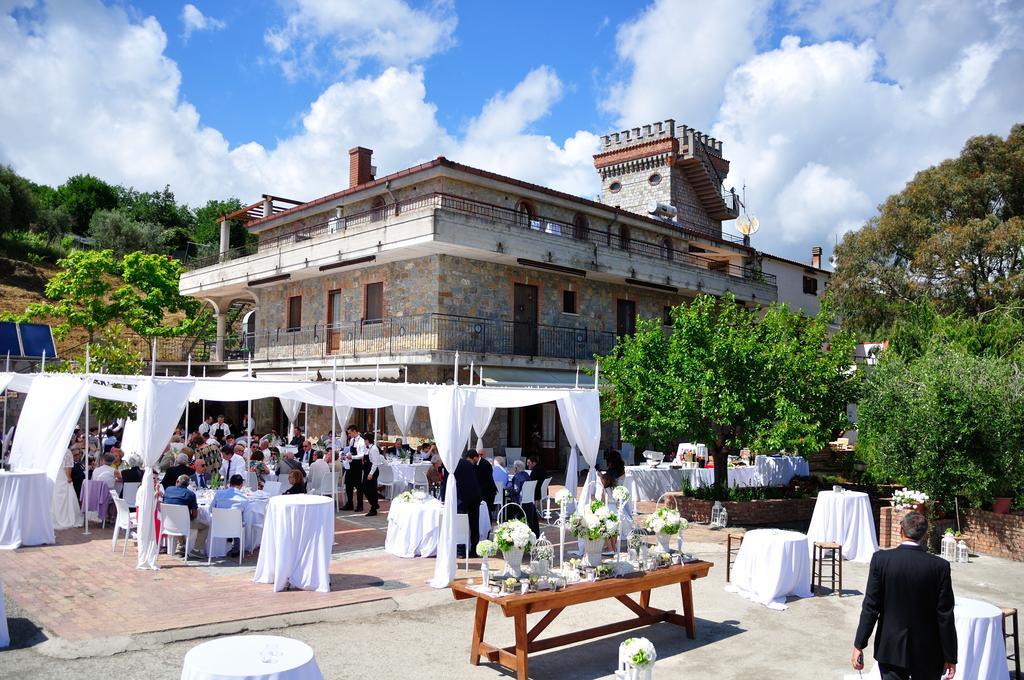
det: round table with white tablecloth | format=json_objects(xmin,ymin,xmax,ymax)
[
  {"xmin": 384, "ymin": 498, "xmax": 492, "ymax": 558},
  {"xmin": 806, "ymin": 490, "xmax": 878, "ymax": 563},
  {"xmin": 955, "ymin": 597, "xmax": 1011, "ymax": 680},
  {"xmin": 0, "ymin": 470, "xmax": 53, "ymax": 550},
  {"xmin": 253, "ymin": 495, "xmax": 333, "ymax": 592},
  {"xmin": 180, "ymin": 634, "xmax": 323, "ymax": 680},
  {"xmin": 387, "ymin": 462, "xmax": 430, "ymax": 496},
  {"xmin": 726, "ymin": 529, "xmax": 813, "ymax": 610}
]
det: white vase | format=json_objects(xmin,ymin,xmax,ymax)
[
  {"xmin": 503, "ymin": 547, "xmax": 524, "ymax": 577},
  {"xmin": 583, "ymin": 537, "xmax": 604, "ymax": 567},
  {"xmin": 481, "ymin": 557, "xmax": 490, "ymax": 586},
  {"xmin": 535, "ymin": 558, "xmax": 550, "ymax": 576},
  {"xmin": 656, "ymin": 533, "xmax": 672, "ymax": 553}
]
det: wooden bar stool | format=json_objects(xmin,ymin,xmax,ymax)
[
  {"xmin": 1004, "ymin": 607, "xmax": 1021, "ymax": 679},
  {"xmin": 811, "ymin": 541, "xmax": 843, "ymax": 596},
  {"xmin": 725, "ymin": 532, "xmax": 744, "ymax": 582}
]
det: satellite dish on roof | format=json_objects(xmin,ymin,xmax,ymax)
[{"xmin": 737, "ymin": 215, "xmax": 759, "ymax": 236}]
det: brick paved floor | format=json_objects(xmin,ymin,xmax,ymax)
[{"xmin": 0, "ymin": 497, "xmax": 732, "ymax": 642}]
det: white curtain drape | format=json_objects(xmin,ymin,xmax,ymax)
[
  {"xmin": 471, "ymin": 406, "xmax": 496, "ymax": 450},
  {"xmin": 392, "ymin": 404, "xmax": 417, "ymax": 438},
  {"xmin": 427, "ymin": 386, "xmax": 475, "ymax": 588},
  {"xmin": 9, "ymin": 374, "xmax": 91, "ymax": 482},
  {"xmin": 280, "ymin": 398, "xmax": 302, "ymax": 434},
  {"xmin": 557, "ymin": 391, "xmax": 602, "ymax": 505},
  {"xmin": 134, "ymin": 378, "xmax": 195, "ymax": 570}
]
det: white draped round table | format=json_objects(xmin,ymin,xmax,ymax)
[
  {"xmin": 0, "ymin": 470, "xmax": 53, "ymax": 550},
  {"xmin": 385, "ymin": 499, "xmax": 492, "ymax": 558},
  {"xmin": 180, "ymin": 635, "xmax": 323, "ymax": 680},
  {"xmin": 726, "ymin": 529, "xmax": 813, "ymax": 610},
  {"xmin": 806, "ymin": 490, "xmax": 878, "ymax": 563},
  {"xmin": 253, "ymin": 495, "xmax": 333, "ymax": 592},
  {"xmin": 954, "ymin": 597, "xmax": 1011, "ymax": 680}
]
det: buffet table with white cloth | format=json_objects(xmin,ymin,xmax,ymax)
[
  {"xmin": 253, "ymin": 495, "xmax": 333, "ymax": 592},
  {"xmin": 725, "ymin": 529, "xmax": 813, "ymax": 610},
  {"xmin": 385, "ymin": 498, "xmax": 492, "ymax": 558},
  {"xmin": 625, "ymin": 465, "xmax": 766, "ymax": 501},
  {"xmin": 0, "ymin": 470, "xmax": 53, "ymax": 550},
  {"xmin": 196, "ymin": 490, "xmax": 270, "ymax": 557},
  {"xmin": 754, "ymin": 455, "xmax": 810, "ymax": 486},
  {"xmin": 805, "ymin": 490, "xmax": 878, "ymax": 562},
  {"xmin": 180, "ymin": 634, "xmax": 323, "ymax": 680}
]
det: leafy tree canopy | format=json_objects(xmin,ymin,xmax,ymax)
[
  {"xmin": 193, "ymin": 198, "xmax": 248, "ymax": 248},
  {"xmin": 59, "ymin": 323, "xmax": 143, "ymax": 421},
  {"xmin": 599, "ymin": 293, "xmax": 859, "ymax": 490},
  {"xmin": 0, "ymin": 164, "xmax": 38, "ymax": 234},
  {"xmin": 832, "ymin": 124, "xmax": 1024, "ymax": 339},
  {"xmin": 56, "ymin": 174, "xmax": 119, "ymax": 235},
  {"xmin": 88, "ymin": 208, "xmax": 164, "ymax": 257}
]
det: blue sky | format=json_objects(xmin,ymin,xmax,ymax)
[{"xmin": 1, "ymin": 0, "xmax": 1022, "ymax": 262}]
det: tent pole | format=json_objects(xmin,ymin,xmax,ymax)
[
  {"xmin": 246, "ymin": 353, "xmax": 253, "ymax": 447},
  {"xmin": 575, "ymin": 365, "xmax": 579, "ymax": 388},
  {"xmin": 184, "ymin": 354, "xmax": 191, "ymax": 434},
  {"xmin": 454, "ymin": 351, "xmax": 459, "ymax": 386},
  {"xmin": 150, "ymin": 339, "xmax": 156, "ymax": 377},
  {"xmin": 201, "ymin": 365, "xmax": 207, "ymax": 425},
  {"xmin": 2, "ymin": 351, "xmax": 9, "ymax": 463},
  {"xmin": 594, "ymin": 360, "xmax": 599, "ymax": 389},
  {"xmin": 469, "ymin": 361, "xmax": 474, "ymax": 386},
  {"xmin": 304, "ymin": 364, "xmax": 309, "ymax": 437},
  {"xmin": 332, "ymin": 357, "xmax": 338, "ymax": 513},
  {"xmin": 83, "ymin": 344, "xmax": 91, "ymax": 535},
  {"xmin": 41, "ymin": 349, "xmax": 46, "ymax": 373}
]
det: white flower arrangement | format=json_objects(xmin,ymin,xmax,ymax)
[
  {"xmin": 393, "ymin": 491, "xmax": 414, "ymax": 503},
  {"xmin": 622, "ymin": 637, "xmax": 657, "ymax": 668},
  {"xmin": 892, "ymin": 488, "xmax": 930, "ymax": 510},
  {"xmin": 554, "ymin": 488, "xmax": 573, "ymax": 506},
  {"xmin": 612, "ymin": 485, "xmax": 630, "ymax": 504},
  {"xmin": 628, "ymin": 532, "xmax": 646, "ymax": 552},
  {"xmin": 644, "ymin": 507, "xmax": 687, "ymax": 535},
  {"xmin": 476, "ymin": 540, "xmax": 497, "ymax": 557},
  {"xmin": 567, "ymin": 499, "xmax": 620, "ymax": 540},
  {"xmin": 412, "ymin": 490, "xmax": 428, "ymax": 502},
  {"xmin": 494, "ymin": 519, "xmax": 537, "ymax": 552},
  {"xmin": 533, "ymin": 543, "xmax": 554, "ymax": 561}
]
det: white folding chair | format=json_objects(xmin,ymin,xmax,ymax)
[
  {"xmin": 306, "ymin": 467, "xmax": 327, "ymax": 496},
  {"xmin": 519, "ymin": 480, "xmax": 537, "ymax": 510},
  {"xmin": 376, "ymin": 465, "xmax": 395, "ymax": 500},
  {"xmin": 412, "ymin": 465, "xmax": 430, "ymax": 493},
  {"xmin": 263, "ymin": 481, "xmax": 282, "ymax": 496},
  {"xmin": 109, "ymin": 490, "xmax": 137, "ymax": 555},
  {"xmin": 159, "ymin": 504, "xmax": 194, "ymax": 562},
  {"xmin": 121, "ymin": 482, "xmax": 140, "ymax": 510},
  {"xmin": 454, "ymin": 512, "xmax": 470, "ymax": 572},
  {"xmin": 207, "ymin": 507, "xmax": 244, "ymax": 565},
  {"xmin": 493, "ymin": 486, "xmax": 503, "ymax": 512}
]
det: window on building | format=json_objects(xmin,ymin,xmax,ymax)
[
  {"xmin": 287, "ymin": 295, "xmax": 302, "ymax": 332},
  {"xmin": 364, "ymin": 282, "xmax": 383, "ymax": 322},
  {"xmin": 562, "ymin": 290, "xmax": 578, "ymax": 315},
  {"xmin": 370, "ymin": 196, "xmax": 386, "ymax": 222},
  {"xmin": 649, "ymin": 173, "xmax": 662, "ymax": 186},
  {"xmin": 515, "ymin": 200, "xmax": 539, "ymax": 230},
  {"xmin": 609, "ymin": 181, "xmax": 622, "ymax": 193},
  {"xmin": 572, "ymin": 213, "xmax": 589, "ymax": 240},
  {"xmin": 663, "ymin": 237, "xmax": 674, "ymax": 261},
  {"xmin": 662, "ymin": 306, "xmax": 673, "ymax": 326},
  {"xmin": 803, "ymin": 275, "xmax": 819, "ymax": 296},
  {"xmin": 616, "ymin": 299, "xmax": 636, "ymax": 337},
  {"xmin": 619, "ymin": 225, "xmax": 631, "ymax": 251}
]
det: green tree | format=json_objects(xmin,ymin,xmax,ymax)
[
  {"xmin": 599, "ymin": 294, "xmax": 858, "ymax": 491},
  {"xmin": 56, "ymin": 174, "xmax": 119, "ymax": 234},
  {"xmin": 832, "ymin": 124, "xmax": 1024, "ymax": 338},
  {"xmin": 0, "ymin": 164, "xmax": 39, "ymax": 234},
  {"xmin": 88, "ymin": 208, "xmax": 164, "ymax": 257},
  {"xmin": 192, "ymin": 197, "xmax": 248, "ymax": 249},
  {"xmin": 60, "ymin": 323, "xmax": 143, "ymax": 422},
  {"xmin": 114, "ymin": 251, "xmax": 206, "ymax": 337}
]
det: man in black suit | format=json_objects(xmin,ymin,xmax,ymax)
[
  {"xmin": 469, "ymin": 448, "xmax": 498, "ymax": 516},
  {"xmin": 853, "ymin": 511, "xmax": 957, "ymax": 679},
  {"xmin": 442, "ymin": 452, "xmax": 483, "ymax": 554},
  {"xmin": 524, "ymin": 453, "xmax": 548, "ymax": 537}
]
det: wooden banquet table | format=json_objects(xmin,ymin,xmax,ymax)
[{"xmin": 450, "ymin": 560, "xmax": 713, "ymax": 680}]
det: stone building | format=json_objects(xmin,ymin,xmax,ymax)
[{"xmin": 179, "ymin": 119, "xmax": 829, "ymax": 468}]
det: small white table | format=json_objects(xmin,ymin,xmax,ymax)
[
  {"xmin": 384, "ymin": 499, "xmax": 492, "ymax": 558},
  {"xmin": 806, "ymin": 490, "xmax": 878, "ymax": 562},
  {"xmin": 180, "ymin": 634, "xmax": 323, "ymax": 680},
  {"xmin": 955, "ymin": 597, "xmax": 1011, "ymax": 680},
  {"xmin": 726, "ymin": 529, "xmax": 813, "ymax": 609},
  {"xmin": 0, "ymin": 470, "xmax": 54, "ymax": 549},
  {"xmin": 0, "ymin": 577, "xmax": 10, "ymax": 648},
  {"xmin": 253, "ymin": 495, "xmax": 333, "ymax": 592}
]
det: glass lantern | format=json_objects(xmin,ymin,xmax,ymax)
[
  {"xmin": 710, "ymin": 501, "xmax": 728, "ymax": 529},
  {"xmin": 956, "ymin": 540, "xmax": 969, "ymax": 563},
  {"xmin": 940, "ymin": 532, "xmax": 957, "ymax": 561},
  {"xmin": 531, "ymin": 537, "xmax": 554, "ymax": 576}
]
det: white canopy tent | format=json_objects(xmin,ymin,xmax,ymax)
[{"xmin": 0, "ymin": 366, "xmax": 602, "ymax": 587}]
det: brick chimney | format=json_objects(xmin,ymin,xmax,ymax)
[
  {"xmin": 349, "ymin": 147, "xmax": 374, "ymax": 188},
  {"xmin": 811, "ymin": 246, "xmax": 822, "ymax": 269}
]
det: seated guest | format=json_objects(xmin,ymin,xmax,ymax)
[
  {"xmin": 426, "ymin": 453, "xmax": 444, "ymax": 495},
  {"xmin": 162, "ymin": 453, "xmax": 192, "ymax": 489},
  {"xmin": 507, "ymin": 459, "xmax": 529, "ymax": 503},
  {"xmin": 101, "ymin": 429, "xmax": 117, "ymax": 453},
  {"xmin": 162, "ymin": 474, "xmax": 209, "ymax": 557},
  {"xmin": 419, "ymin": 443, "xmax": 432, "ymax": 461},
  {"xmin": 280, "ymin": 447, "xmax": 303, "ymax": 473},
  {"xmin": 91, "ymin": 453, "xmax": 117, "ymax": 491},
  {"xmin": 300, "ymin": 439, "xmax": 315, "ymax": 465},
  {"xmin": 288, "ymin": 427, "xmax": 304, "ymax": 447},
  {"xmin": 283, "ymin": 468, "xmax": 306, "ymax": 495},
  {"xmin": 248, "ymin": 449, "xmax": 268, "ymax": 488},
  {"xmin": 601, "ymin": 449, "xmax": 625, "ymax": 488},
  {"xmin": 492, "ymin": 455, "xmax": 509, "ymax": 498},
  {"xmin": 110, "ymin": 445, "xmax": 125, "ymax": 473},
  {"xmin": 219, "ymin": 444, "xmax": 247, "ymax": 482},
  {"xmin": 190, "ymin": 457, "xmax": 211, "ymax": 489},
  {"xmin": 118, "ymin": 454, "xmax": 144, "ymax": 485},
  {"xmin": 308, "ymin": 450, "xmax": 330, "ymax": 486},
  {"xmin": 212, "ymin": 474, "xmax": 249, "ymax": 510}
]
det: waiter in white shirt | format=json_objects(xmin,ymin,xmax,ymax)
[
  {"xmin": 342, "ymin": 425, "xmax": 366, "ymax": 512},
  {"xmin": 362, "ymin": 432, "xmax": 384, "ymax": 517},
  {"xmin": 210, "ymin": 415, "xmax": 231, "ymax": 439},
  {"xmin": 219, "ymin": 444, "xmax": 247, "ymax": 484},
  {"xmin": 198, "ymin": 416, "xmax": 213, "ymax": 437}
]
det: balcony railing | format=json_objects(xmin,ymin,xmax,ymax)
[
  {"xmin": 224, "ymin": 313, "xmax": 618, "ymax": 363},
  {"xmin": 182, "ymin": 192, "xmax": 775, "ymax": 287}
]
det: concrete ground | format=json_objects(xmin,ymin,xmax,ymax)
[{"xmin": 3, "ymin": 526, "xmax": 1021, "ymax": 679}]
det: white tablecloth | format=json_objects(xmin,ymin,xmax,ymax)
[
  {"xmin": 806, "ymin": 490, "xmax": 878, "ymax": 562},
  {"xmin": 726, "ymin": 529, "xmax": 813, "ymax": 610},
  {"xmin": 388, "ymin": 462, "xmax": 430, "ymax": 495},
  {"xmin": 955, "ymin": 597, "xmax": 1011, "ymax": 680},
  {"xmin": 0, "ymin": 578, "xmax": 9, "ymax": 648},
  {"xmin": 0, "ymin": 470, "xmax": 54, "ymax": 549},
  {"xmin": 180, "ymin": 635, "xmax": 323, "ymax": 680},
  {"xmin": 197, "ymin": 491, "xmax": 271, "ymax": 557},
  {"xmin": 384, "ymin": 499, "xmax": 491, "ymax": 558},
  {"xmin": 755, "ymin": 455, "xmax": 810, "ymax": 486},
  {"xmin": 253, "ymin": 496, "xmax": 333, "ymax": 592},
  {"xmin": 625, "ymin": 465, "xmax": 768, "ymax": 500}
]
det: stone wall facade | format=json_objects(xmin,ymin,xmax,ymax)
[{"xmin": 881, "ymin": 506, "xmax": 1024, "ymax": 561}]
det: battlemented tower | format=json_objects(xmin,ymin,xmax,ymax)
[{"xmin": 593, "ymin": 119, "xmax": 739, "ymax": 238}]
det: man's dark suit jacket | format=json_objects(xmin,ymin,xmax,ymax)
[
  {"xmin": 475, "ymin": 457, "xmax": 498, "ymax": 505},
  {"xmin": 441, "ymin": 458, "xmax": 482, "ymax": 511},
  {"xmin": 162, "ymin": 464, "xmax": 192, "ymax": 489},
  {"xmin": 528, "ymin": 464, "xmax": 548, "ymax": 501},
  {"xmin": 855, "ymin": 543, "xmax": 957, "ymax": 670}
]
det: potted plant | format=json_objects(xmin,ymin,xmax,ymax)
[{"xmin": 992, "ymin": 479, "xmax": 1013, "ymax": 514}]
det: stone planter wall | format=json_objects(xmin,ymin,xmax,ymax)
[
  {"xmin": 664, "ymin": 494, "xmax": 817, "ymax": 525},
  {"xmin": 881, "ymin": 506, "xmax": 1023, "ymax": 561}
]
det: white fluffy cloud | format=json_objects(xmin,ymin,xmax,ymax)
[{"xmin": 181, "ymin": 3, "xmax": 224, "ymax": 41}]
